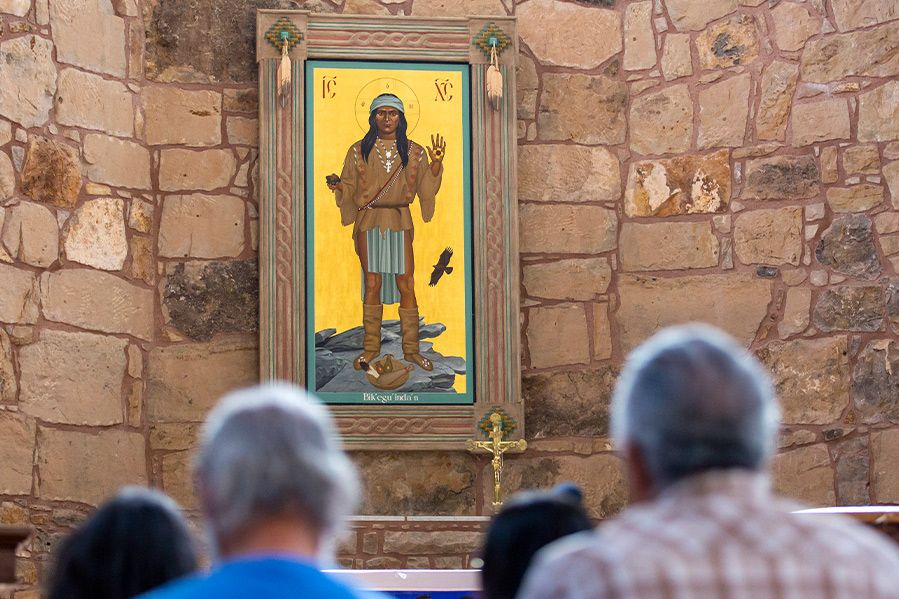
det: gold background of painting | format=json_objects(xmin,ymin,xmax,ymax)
[{"xmin": 310, "ymin": 64, "xmax": 468, "ymax": 392}]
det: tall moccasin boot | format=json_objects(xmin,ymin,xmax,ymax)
[
  {"xmin": 353, "ymin": 303, "xmax": 383, "ymax": 370},
  {"xmin": 398, "ymin": 306, "xmax": 433, "ymax": 371}
]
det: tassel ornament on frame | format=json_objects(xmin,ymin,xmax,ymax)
[
  {"xmin": 277, "ymin": 30, "xmax": 291, "ymax": 108},
  {"xmin": 486, "ymin": 40, "xmax": 503, "ymax": 111}
]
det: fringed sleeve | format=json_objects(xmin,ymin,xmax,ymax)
[
  {"xmin": 415, "ymin": 144, "xmax": 443, "ymax": 223},
  {"xmin": 334, "ymin": 144, "xmax": 360, "ymax": 227}
]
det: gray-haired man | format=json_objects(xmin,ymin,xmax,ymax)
[
  {"xmin": 141, "ymin": 384, "xmax": 379, "ymax": 599},
  {"xmin": 520, "ymin": 325, "xmax": 899, "ymax": 599}
]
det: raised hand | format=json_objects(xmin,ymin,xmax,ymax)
[{"xmin": 427, "ymin": 134, "xmax": 446, "ymax": 175}]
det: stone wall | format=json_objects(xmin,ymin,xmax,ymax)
[{"xmin": 0, "ymin": 0, "xmax": 898, "ymax": 593}]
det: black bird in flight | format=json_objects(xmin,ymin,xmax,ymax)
[{"xmin": 428, "ymin": 247, "xmax": 454, "ymax": 287}]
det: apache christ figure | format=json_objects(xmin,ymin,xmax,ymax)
[{"xmin": 327, "ymin": 93, "xmax": 446, "ymax": 372}]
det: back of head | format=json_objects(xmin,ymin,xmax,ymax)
[
  {"xmin": 612, "ymin": 324, "xmax": 779, "ymax": 490},
  {"xmin": 196, "ymin": 383, "xmax": 359, "ymax": 557},
  {"xmin": 480, "ymin": 486, "xmax": 593, "ymax": 599},
  {"xmin": 47, "ymin": 487, "xmax": 197, "ymax": 599}
]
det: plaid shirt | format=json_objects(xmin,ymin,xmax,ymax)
[{"xmin": 518, "ymin": 470, "xmax": 899, "ymax": 599}]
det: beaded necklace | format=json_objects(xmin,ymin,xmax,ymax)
[{"xmin": 375, "ymin": 138, "xmax": 398, "ymax": 173}]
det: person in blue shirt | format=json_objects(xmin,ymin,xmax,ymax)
[{"xmin": 140, "ymin": 384, "xmax": 380, "ymax": 599}]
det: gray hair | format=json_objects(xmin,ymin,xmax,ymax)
[
  {"xmin": 196, "ymin": 383, "xmax": 359, "ymax": 556},
  {"xmin": 612, "ymin": 324, "xmax": 780, "ymax": 489}
]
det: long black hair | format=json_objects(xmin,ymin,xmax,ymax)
[
  {"xmin": 46, "ymin": 487, "xmax": 198, "ymax": 599},
  {"xmin": 480, "ymin": 485, "xmax": 592, "ymax": 599},
  {"xmin": 361, "ymin": 93, "xmax": 409, "ymax": 167}
]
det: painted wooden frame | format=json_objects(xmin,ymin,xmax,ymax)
[{"xmin": 256, "ymin": 11, "xmax": 521, "ymax": 450}]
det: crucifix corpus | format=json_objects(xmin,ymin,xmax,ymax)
[{"xmin": 467, "ymin": 412, "xmax": 527, "ymax": 512}]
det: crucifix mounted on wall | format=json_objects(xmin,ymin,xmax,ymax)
[{"xmin": 255, "ymin": 11, "xmax": 524, "ymax": 458}]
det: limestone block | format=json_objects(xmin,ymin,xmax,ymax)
[
  {"xmin": 55, "ymin": 69, "xmax": 133, "ymax": 136},
  {"xmin": 128, "ymin": 198, "xmax": 153, "ymax": 233},
  {"xmin": 593, "ymin": 302, "xmax": 612, "ymax": 361},
  {"xmin": 522, "ymin": 258, "xmax": 611, "ymax": 301},
  {"xmin": 772, "ymin": 445, "xmax": 836, "ymax": 506},
  {"xmin": 820, "ymin": 146, "xmax": 839, "ymax": 184},
  {"xmin": 629, "ymin": 84, "xmax": 692, "ymax": 155},
  {"xmin": 826, "ymin": 184, "xmax": 884, "ymax": 213},
  {"xmin": 757, "ymin": 61, "xmax": 800, "ymax": 141},
  {"xmin": 0, "ymin": 264, "xmax": 39, "ymax": 324},
  {"xmin": 161, "ymin": 260, "xmax": 258, "ymax": 340},
  {"xmin": 223, "ymin": 88, "xmax": 257, "ymax": 113},
  {"xmin": 158, "ymin": 194, "xmax": 245, "ymax": 258},
  {"xmin": 625, "ymin": 150, "xmax": 731, "ymax": 216},
  {"xmin": 852, "ymin": 340, "xmax": 899, "ymax": 422},
  {"xmin": 623, "ymin": 1, "xmax": 656, "ymax": 71},
  {"xmin": 619, "ymin": 222, "xmax": 719, "ymax": 271},
  {"xmin": 353, "ymin": 452, "xmax": 477, "ymax": 515},
  {"xmin": 128, "ymin": 235, "xmax": 154, "ymax": 285},
  {"xmin": 696, "ymin": 16, "xmax": 759, "ymax": 70},
  {"xmin": 158, "ymin": 149, "xmax": 236, "ymax": 191},
  {"xmin": 19, "ymin": 329, "xmax": 127, "ymax": 425},
  {"xmin": 145, "ymin": 338, "xmax": 258, "ymax": 422},
  {"xmin": 484, "ymin": 453, "xmax": 626, "ymax": 519},
  {"xmin": 342, "ymin": 0, "xmax": 388, "ymax": 13},
  {"xmin": 20, "ymin": 138, "xmax": 81, "ymax": 208},
  {"xmin": 875, "ymin": 212, "xmax": 899, "ymax": 235},
  {"xmin": 537, "ymin": 74, "xmax": 627, "ymax": 145},
  {"xmin": 801, "ymin": 22, "xmax": 899, "ymax": 83},
  {"xmin": 778, "ymin": 287, "xmax": 812, "ymax": 338},
  {"xmin": 0, "ymin": 330, "xmax": 15, "ymax": 402},
  {"xmin": 519, "ymin": 204, "xmax": 617, "ymax": 254},
  {"xmin": 661, "ymin": 33, "xmax": 692, "ymax": 81},
  {"xmin": 383, "ymin": 531, "xmax": 481, "ymax": 555},
  {"xmin": 410, "ymin": 0, "xmax": 504, "ymax": 16},
  {"xmin": 858, "ymin": 81, "xmax": 899, "ymax": 142},
  {"xmin": 792, "ymin": 99, "xmax": 851, "ymax": 146},
  {"xmin": 771, "ymin": 2, "xmax": 819, "ymax": 51},
  {"xmin": 0, "ymin": 153, "xmax": 14, "ymax": 202},
  {"xmin": 516, "ymin": 54, "xmax": 538, "ymax": 120},
  {"xmin": 518, "ymin": 0, "xmax": 621, "ymax": 68},
  {"xmin": 527, "ymin": 304, "xmax": 590, "ymax": 368},
  {"xmin": 0, "ymin": 412, "xmax": 34, "ymax": 495},
  {"xmin": 523, "ymin": 366, "xmax": 616, "ymax": 438},
  {"xmin": 0, "ymin": 36, "xmax": 56, "ymax": 128},
  {"xmin": 226, "ymin": 117, "xmax": 257, "ymax": 146},
  {"xmin": 843, "ymin": 145, "xmax": 881, "ymax": 175},
  {"xmin": 0, "ymin": 121, "xmax": 11, "ymax": 147},
  {"xmin": 0, "ymin": 201, "xmax": 58, "ymax": 267},
  {"xmin": 40, "ymin": 269, "xmax": 154, "ymax": 340},
  {"xmin": 816, "ymin": 215, "xmax": 882, "ymax": 279},
  {"xmin": 873, "ymin": 429, "xmax": 899, "ymax": 502},
  {"xmin": 149, "ymin": 422, "xmax": 201, "ymax": 451},
  {"xmin": 743, "ymin": 155, "xmax": 819, "ymax": 200},
  {"xmin": 50, "ymin": 0, "xmax": 126, "ymax": 77},
  {"xmin": 698, "ymin": 74, "xmax": 750, "ymax": 149},
  {"xmin": 733, "ymin": 207, "xmax": 803, "ymax": 266},
  {"xmin": 615, "ymin": 273, "xmax": 772, "ymax": 352},
  {"xmin": 142, "ymin": 87, "xmax": 222, "ymax": 146},
  {"xmin": 63, "ymin": 198, "xmax": 128, "ymax": 270},
  {"xmin": 813, "ymin": 286, "xmax": 884, "ymax": 332},
  {"xmin": 665, "ymin": 0, "xmax": 738, "ymax": 31},
  {"xmin": 832, "ymin": 436, "xmax": 869, "ymax": 505},
  {"xmin": 519, "ymin": 145, "xmax": 620, "ymax": 203},
  {"xmin": 831, "ymin": 0, "xmax": 898, "ymax": 32},
  {"xmin": 37, "ymin": 427, "xmax": 146, "ymax": 504},
  {"xmin": 886, "ymin": 161, "xmax": 899, "ymax": 207},
  {"xmin": 161, "ymin": 451, "xmax": 196, "ymax": 509},
  {"xmin": 0, "ymin": 0, "xmax": 30, "ymax": 16},
  {"xmin": 83, "ymin": 134, "xmax": 152, "ymax": 189}
]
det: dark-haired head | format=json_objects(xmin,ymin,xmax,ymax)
[
  {"xmin": 47, "ymin": 487, "xmax": 198, "ymax": 599},
  {"xmin": 361, "ymin": 93, "xmax": 409, "ymax": 167},
  {"xmin": 480, "ymin": 486, "xmax": 592, "ymax": 599}
]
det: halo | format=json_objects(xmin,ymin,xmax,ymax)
[{"xmin": 354, "ymin": 77, "xmax": 421, "ymax": 135}]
